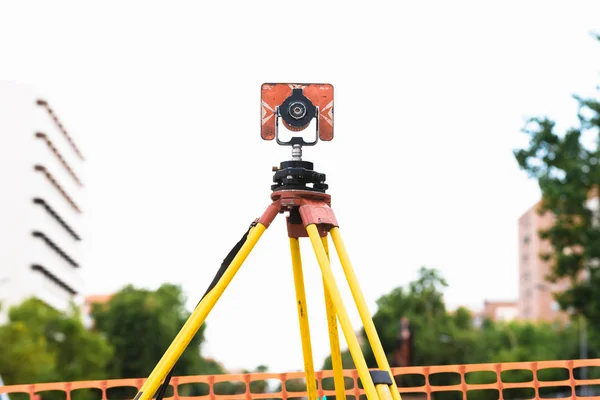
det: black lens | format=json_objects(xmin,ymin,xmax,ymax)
[{"xmin": 288, "ymin": 101, "xmax": 307, "ymax": 120}]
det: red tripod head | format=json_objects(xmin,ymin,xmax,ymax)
[{"xmin": 261, "ymin": 83, "xmax": 334, "ymax": 145}]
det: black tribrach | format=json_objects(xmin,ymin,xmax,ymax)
[{"xmin": 271, "ymin": 160, "xmax": 328, "ymax": 192}]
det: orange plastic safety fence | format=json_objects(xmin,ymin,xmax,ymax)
[{"xmin": 1, "ymin": 359, "xmax": 600, "ymax": 400}]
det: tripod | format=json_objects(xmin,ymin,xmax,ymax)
[{"xmin": 132, "ymin": 157, "xmax": 402, "ymax": 400}]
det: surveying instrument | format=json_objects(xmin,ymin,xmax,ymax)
[{"xmin": 134, "ymin": 83, "xmax": 402, "ymax": 400}]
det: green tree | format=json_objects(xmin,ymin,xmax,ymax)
[
  {"xmin": 317, "ymin": 267, "xmax": 590, "ymax": 400},
  {"xmin": 88, "ymin": 283, "xmax": 258, "ymax": 397},
  {"xmin": 91, "ymin": 283, "xmax": 208, "ymax": 397},
  {"xmin": 360, "ymin": 267, "xmax": 456, "ymax": 368},
  {"xmin": 0, "ymin": 315, "xmax": 56, "ymax": 385},
  {"xmin": 0, "ymin": 298, "xmax": 113, "ymax": 400},
  {"xmin": 466, "ymin": 320, "xmax": 584, "ymax": 400},
  {"xmin": 320, "ymin": 268, "xmax": 469, "ymax": 394},
  {"xmin": 514, "ymin": 34, "xmax": 600, "ymax": 328}
]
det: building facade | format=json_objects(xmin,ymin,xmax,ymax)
[
  {"xmin": 0, "ymin": 81, "xmax": 85, "ymax": 323},
  {"xmin": 517, "ymin": 201, "xmax": 569, "ymax": 322},
  {"xmin": 482, "ymin": 300, "xmax": 519, "ymax": 322},
  {"xmin": 81, "ymin": 294, "xmax": 112, "ymax": 328}
]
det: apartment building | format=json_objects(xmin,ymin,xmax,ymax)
[
  {"xmin": 0, "ymin": 81, "xmax": 85, "ymax": 323},
  {"xmin": 517, "ymin": 201, "xmax": 563, "ymax": 322},
  {"xmin": 482, "ymin": 300, "xmax": 519, "ymax": 322},
  {"xmin": 517, "ymin": 193, "xmax": 600, "ymax": 323}
]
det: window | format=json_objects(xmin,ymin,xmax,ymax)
[{"xmin": 523, "ymin": 235, "xmax": 530, "ymax": 244}]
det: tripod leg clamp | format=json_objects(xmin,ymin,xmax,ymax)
[{"xmin": 368, "ymin": 370, "xmax": 394, "ymax": 385}]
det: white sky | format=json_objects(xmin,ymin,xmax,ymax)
[{"xmin": 2, "ymin": 0, "xmax": 600, "ymax": 376}]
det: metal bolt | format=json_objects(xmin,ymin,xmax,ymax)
[{"xmin": 292, "ymin": 144, "xmax": 302, "ymax": 160}]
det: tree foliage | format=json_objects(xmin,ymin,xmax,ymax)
[
  {"xmin": 514, "ymin": 34, "xmax": 600, "ymax": 327},
  {"xmin": 0, "ymin": 298, "xmax": 113, "ymax": 400},
  {"xmin": 90, "ymin": 283, "xmax": 206, "ymax": 380},
  {"xmin": 319, "ymin": 267, "xmax": 589, "ymax": 400},
  {"xmin": 0, "ymin": 266, "xmax": 596, "ymax": 400},
  {"xmin": 0, "ymin": 308, "xmax": 56, "ymax": 385},
  {"xmin": 0, "ymin": 283, "xmax": 242, "ymax": 399},
  {"xmin": 88, "ymin": 283, "xmax": 259, "ymax": 397},
  {"xmin": 89, "ymin": 283, "xmax": 228, "ymax": 398}
]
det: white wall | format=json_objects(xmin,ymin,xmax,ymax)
[{"xmin": 0, "ymin": 81, "xmax": 84, "ymax": 323}]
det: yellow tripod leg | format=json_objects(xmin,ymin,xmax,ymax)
[
  {"xmin": 321, "ymin": 235, "xmax": 347, "ymax": 400},
  {"xmin": 306, "ymin": 224, "xmax": 379, "ymax": 400},
  {"xmin": 134, "ymin": 223, "xmax": 267, "ymax": 400},
  {"xmin": 289, "ymin": 237, "xmax": 318, "ymax": 400},
  {"xmin": 376, "ymin": 383, "xmax": 395, "ymax": 400},
  {"xmin": 330, "ymin": 227, "xmax": 402, "ymax": 400}
]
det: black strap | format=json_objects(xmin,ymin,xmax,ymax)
[{"xmin": 154, "ymin": 221, "xmax": 256, "ymax": 400}]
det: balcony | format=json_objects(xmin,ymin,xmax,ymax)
[
  {"xmin": 32, "ymin": 267, "xmax": 77, "ymax": 311},
  {"xmin": 33, "ymin": 165, "xmax": 82, "ymax": 213},
  {"xmin": 31, "ymin": 165, "xmax": 83, "ymax": 223},
  {"xmin": 32, "ymin": 132, "xmax": 83, "ymax": 192},
  {"xmin": 30, "ymin": 200, "xmax": 82, "ymax": 260},
  {"xmin": 30, "ymin": 232, "xmax": 83, "ymax": 294},
  {"xmin": 34, "ymin": 100, "xmax": 84, "ymax": 165}
]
